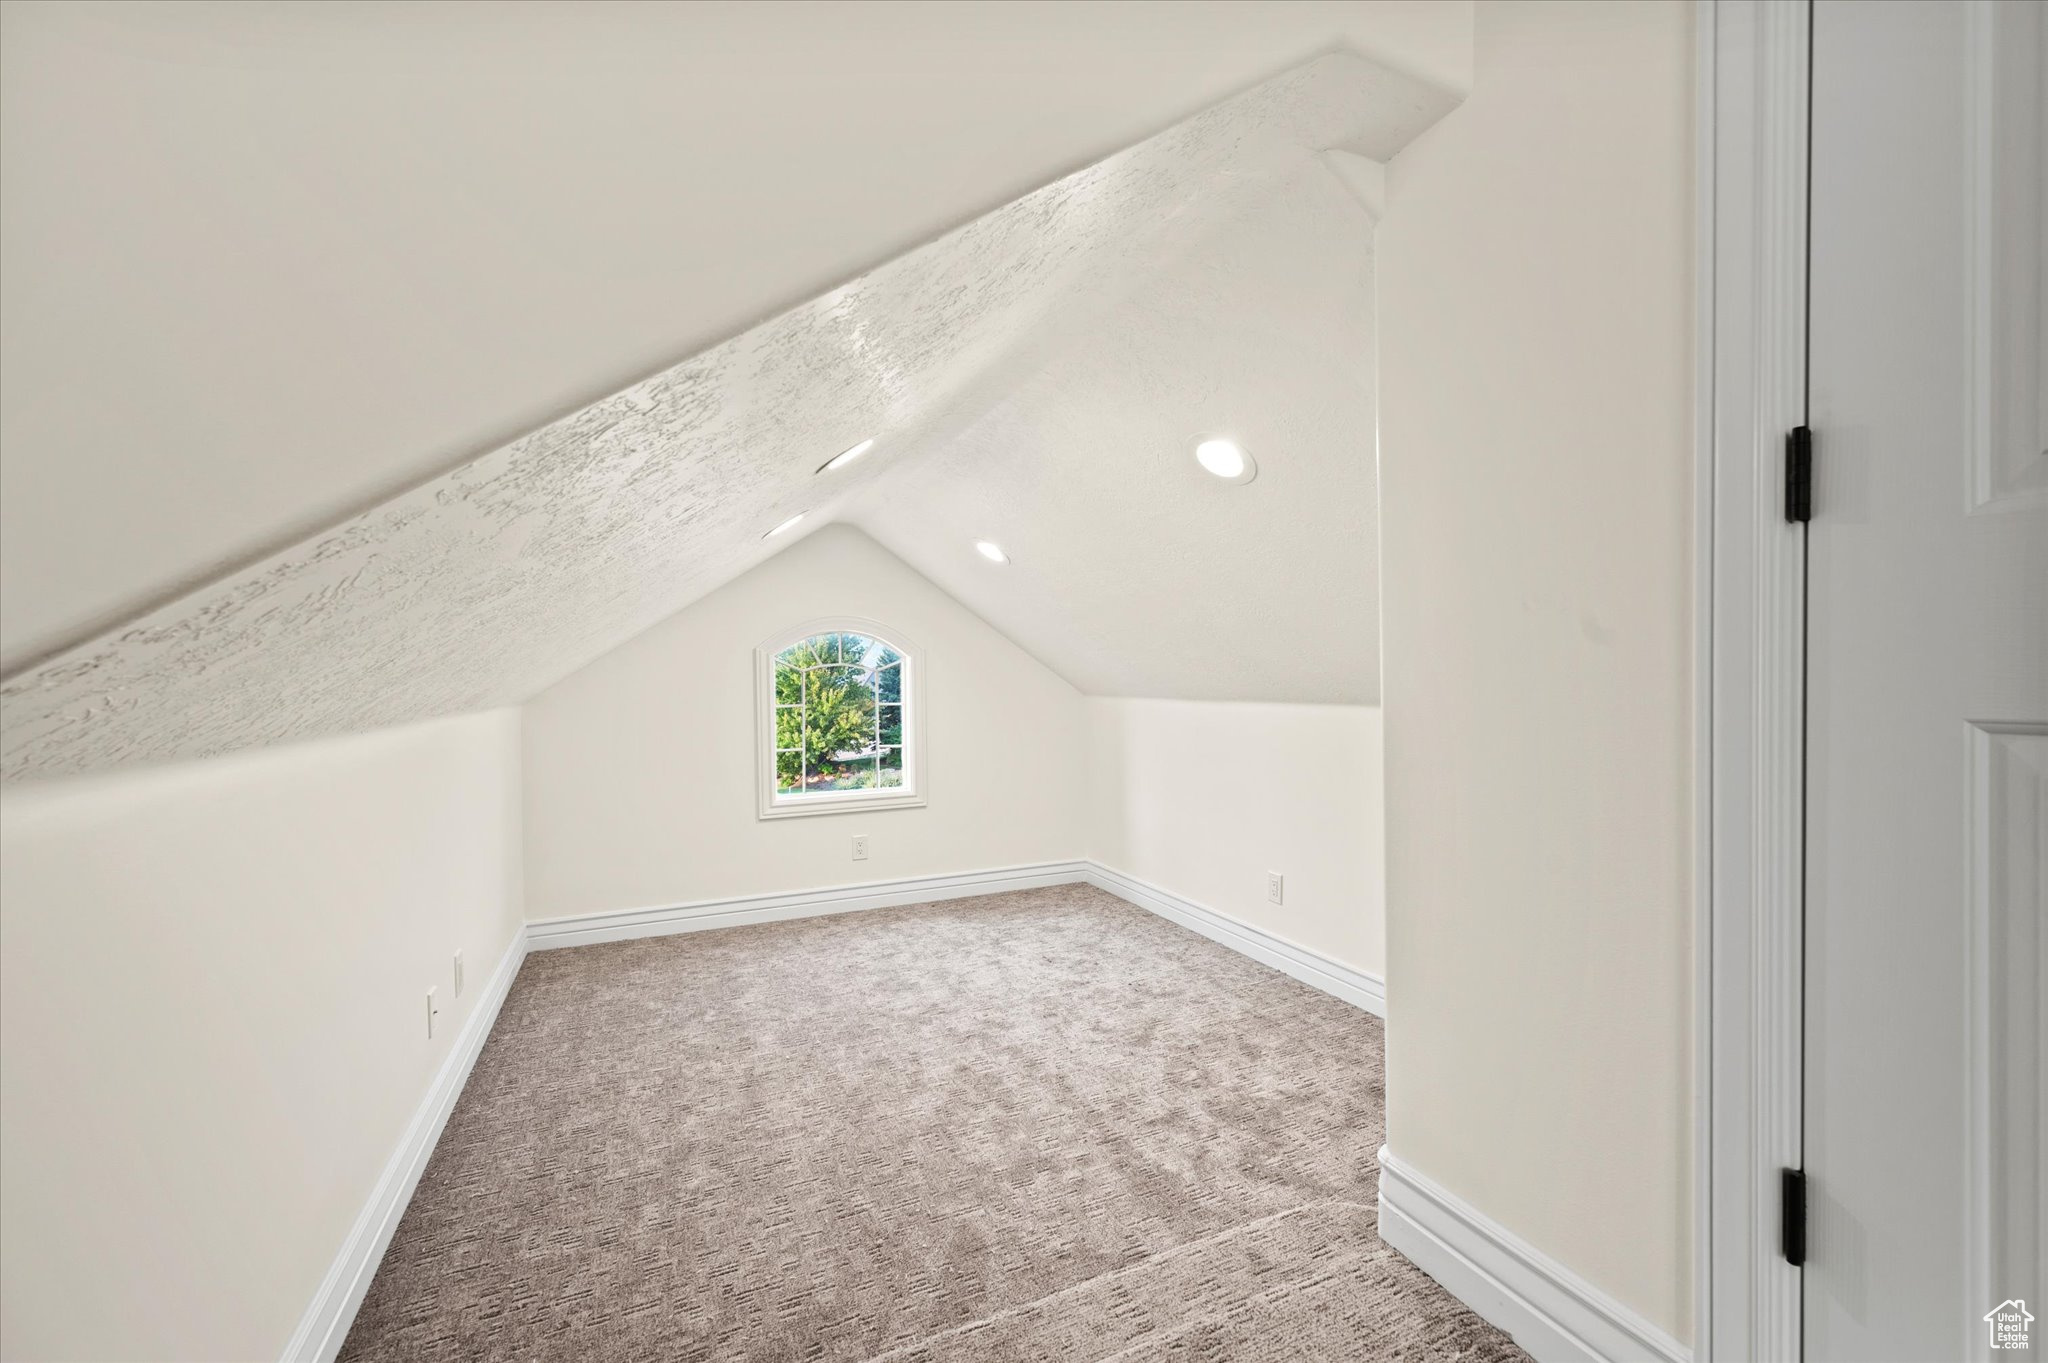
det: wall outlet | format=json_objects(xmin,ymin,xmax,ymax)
[
  {"xmin": 1266, "ymin": 872, "xmax": 1285, "ymax": 906},
  {"xmin": 851, "ymin": 834, "xmax": 870, "ymax": 862},
  {"xmin": 425, "ymin": 987, "xmax": 441, "ymax": 1039},
  {"xmin": 452, "ymin": 949, "xmax": 465, "ymax": 997}
]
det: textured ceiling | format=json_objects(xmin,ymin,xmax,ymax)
[
  {"xmin": 0, "ymin": 0, "xmax": 1471, "ymax": 673},
  {"xmin": 0, "ymin": 52, "xmax": 1453, "ymax": 782},
  {"xmin": 850, "ymin": 155, "xmax": 1381, "ymax": 704}
]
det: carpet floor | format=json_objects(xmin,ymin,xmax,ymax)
[{"xmin": 339, "ymin": 883, "xmax": 1530, "ymax": 1362}]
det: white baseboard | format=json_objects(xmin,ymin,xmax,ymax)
[
  {"xmin": 281, "ymin": 873, "xmax": 1682, "ymax": 1363},
  {"xmin": 280, "ymin": 928, "xmax": 530, "ymax": 1363},
  {"xmin": 1377, "ymin": 1147, "xmax": 1689, "ymax": 1363},
  {"xmin": 1084, "ymin": 862, "xmax": 1386, "ymax": 1017},
  {"xmin": 524, "ymin": 860, "xmax": 1091, "ymax": 951},
  {"xmin": 524, "ymin": 864, "xmax": 1385, "ymax": 1029}
]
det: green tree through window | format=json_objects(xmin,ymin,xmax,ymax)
[{"xmin": 772, "ymin": 632, "xmax": 905, "ymax": 796}]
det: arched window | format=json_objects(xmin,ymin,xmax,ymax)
[{"xmin": 755, "ymin": 619, "xmax": 924, "ymax": 819}]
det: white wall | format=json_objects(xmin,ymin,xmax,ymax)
[
  {"xmin": 1086, "ymin": 699, "xmax": 1385, "ymax": 978},
  {"xmin": 0, "ymin": 709, "xmax": 524, "ymax": 1362},
  {"xmin": 523, "ymin": 524, "xmax": 1085, "ymax": 918},
  {"xmin": 1376, "ymin": 0, "xmax": 1695, "ymax": 1340}
]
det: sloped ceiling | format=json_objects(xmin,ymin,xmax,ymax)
[
  {"xmin": 0, "ymin": 0, "xmax": 1470, "ymax": 673},
  {"xmin": 0, "ymin": 51, "xmax": 1453, "ymax": 783},
  {"xmin": 850, "ymin": 154, "xmax": 1380, "ymax": 704}
]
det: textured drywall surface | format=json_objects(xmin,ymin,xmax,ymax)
[
  {"xmin": 0, "ymin": 53, "xmax": 1449, "ymax": 783},
  {"xmin": 854, "ymin": 156, "xmax": 1380, "ymax": 703},
  {"xmin": 0, "ymin": 1, "xmax": 1472, "ymax": 672}
]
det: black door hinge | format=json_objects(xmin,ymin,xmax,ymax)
[
  {"xmin": 1785, "ymin": 425, "xmax": 1814, "ymax": 523},
  {"xmin": 1781, "ymin": 1167, "xmax": 1807, "ymax": 1266}
]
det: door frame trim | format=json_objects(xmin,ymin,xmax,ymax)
[{"xmin": 1698, "ymin": 2, "xmax": 1810, "ymax": 1359}]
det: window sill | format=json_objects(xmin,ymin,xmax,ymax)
[{"xmin": 757, "ymin": 790, "xmax": 927, "ymax": 821}]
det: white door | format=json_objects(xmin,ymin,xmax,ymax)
[{"xmin": 1806, "ymin": 2, "xmax": 2048, "ymax": 1360}]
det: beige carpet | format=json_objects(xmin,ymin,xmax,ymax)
[{"xmin": 340, "ymin": 883, "xmax": 1530, "ymax": 1362}]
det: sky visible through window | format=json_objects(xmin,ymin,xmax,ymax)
[{"xmin": 773, "ymin": 632, "xmax": 904, "ymax": 797}]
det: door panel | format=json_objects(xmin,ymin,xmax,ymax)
[{"xmin": 1807, "ymin": 3, "xmax": 2048, "ymax": 1360}]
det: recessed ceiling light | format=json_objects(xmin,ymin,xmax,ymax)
[
  {"xmin": 974, "ymin": 540, "xmax": 1009, "ymax": 564},
  {"xmin": 1195, "ymin": 437, "xmax": 1257, "ymax": 484},
  {"xmin": 764, "ymin": 513, "xmax": 806, "ymax": 538},
  {"xmin": 818, "ymin": 438, "xmax": 875, "ymax": 474}
]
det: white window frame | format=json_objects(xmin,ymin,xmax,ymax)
[{"xmin": 754, "ymin": 616, "xmax": 927, "ymax": 820}]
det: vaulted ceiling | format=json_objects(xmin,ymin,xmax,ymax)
[
  {"xmin": 852, "ymin": 153, "xmax": 1383, "ymax": 704},
  {"xmin": 0, "ymin": 0, "xmax": 1469, "ymax": 672},
  {"xmin": 0, "ymin": 12, "xmax": 1458, "ymax": 782}
]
